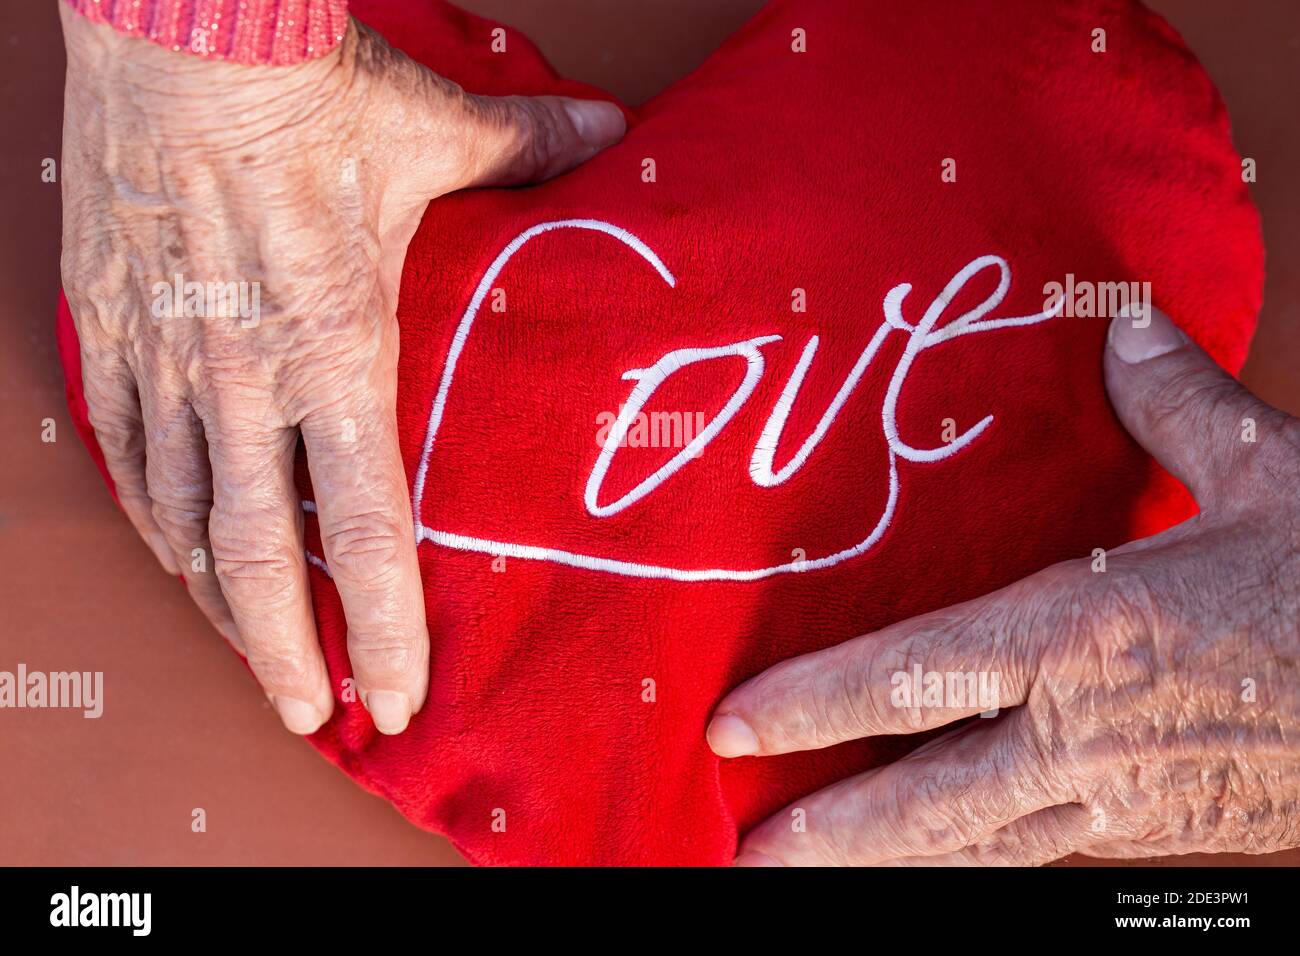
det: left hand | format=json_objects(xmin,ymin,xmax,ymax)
[{"xmin": 707, "ymin": 307, "xmax": 1300, "ymax": 865}]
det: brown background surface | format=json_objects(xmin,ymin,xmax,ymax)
[{"xmin": 0, "ymin": 0, "xmax": 1296, "ymax": 867}]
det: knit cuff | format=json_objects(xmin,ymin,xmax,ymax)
[{"xmin": 62, "ymin": 0, "xmax": 349, "ymax": 65}]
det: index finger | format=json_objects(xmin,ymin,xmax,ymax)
[
  {"xmin": 706, "ymin": 564, "xmax": 1082, "ymax": 757},
  {"xmin": 735, "ymin": 709, "xmax": 1067, "ymax": 866}
]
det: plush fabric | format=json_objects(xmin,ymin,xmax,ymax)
[{"xmin": 57, "ymin": 0, "xmax": 1262, "ymax": 865}]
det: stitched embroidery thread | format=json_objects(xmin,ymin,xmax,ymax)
[{"xmin": 303, "ymin": 219, "xmax": 1064, "ymax": 582}]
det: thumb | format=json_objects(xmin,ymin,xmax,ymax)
[
  {"xmin": 454, "ymin": 92, "xmax": 626, "ymax": 189},
  {"xmin": 1104, "ymin": 304, "xmax": 1276, "ymax": 507}
]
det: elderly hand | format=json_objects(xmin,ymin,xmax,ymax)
[
  {"xmin": 59, "ymin": 7, "xmax": 624, "ymax": 735},
  {"xmin": 708, "ymin": 307, "xmax": 1300, "ymax": 865}
]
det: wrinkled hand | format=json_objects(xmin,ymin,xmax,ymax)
[
  {"xmin": 59, "ymin": 7, "xmax": 624, "ymax": 735},
  {"xmin": 709, "ymin": 308, "xmax": 1300, "ymax": 865}
]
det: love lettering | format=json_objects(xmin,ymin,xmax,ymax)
[
  {"xmin": 587, "ymin": 251, "xmax": 1063, "ymax": 518},
  {"xmin": 309, "ymin": 220, "xmax": 1066, "ymax": 582}
]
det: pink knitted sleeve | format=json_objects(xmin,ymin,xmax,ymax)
[{"xmin": 62, "ymin": 0, "xmax": 350, "ymax": 65}]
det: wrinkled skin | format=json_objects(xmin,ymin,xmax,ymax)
[
  {"xmin": 59, "ymin": 7, "xmax": 625, "ymax": 735},
  {"xmin": 710, "ymin": 309, "xmax": 1300, "ymax": 864}
]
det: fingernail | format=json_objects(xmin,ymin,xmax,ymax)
[
  {"xmin": 365, "ymin": 690, "xmax": 412, "ymax": 735},
  {"xmin": 707, "ymin": 713, "xmax": 760, "ymax": 757},
  {"xmin": 271, "ymin": 696, "xmax": 327, "ymax": 735},
  {"xmin": 564, "ymin": 100, "xmax": 626, "ymax": 148},
  {"xmin": 733, "ymin": 850, "xmax": 783, "ymax": 867},
  {"xmin": 1109, "ymin": 305, "xmax": 1185, "ymax": 364}
]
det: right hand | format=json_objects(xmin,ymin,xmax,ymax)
[{"xmin": 59, "ymin": 8, "xmax": 625, "ymax": 734}]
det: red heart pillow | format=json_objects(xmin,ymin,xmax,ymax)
[{"xmin": 57, "ymin": 0, "xmax": 1261, "ymax": 865}]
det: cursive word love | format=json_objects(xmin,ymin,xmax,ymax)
[
  {"xmin": 585, "ymin": 248, "xmax": 1064, "ymax": 519},
  {"xmin": 303, "ymin": 220, "xmax": 1064, "ymax": 582}
]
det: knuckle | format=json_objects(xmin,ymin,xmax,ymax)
[
  {"xmin": 150, "ymin": 496, "xmax": 211, "ymax": 540},
  {"xmin": 1250, "ymin": 410, "xmax": 1300, "ymax": 497},
  {"xmin": 145, "ymin": 456, "xmax": 212, "ymax": 520},
  {"xmin": 1045, "ymin": 587, "xmax": 1143, "ymax": 693},
  {"xmin": 322, "ymin": 509, "xmax": 408, "ymax": 585},
  {"xmin": 526, "ymin": 103, "xmax": 564, "ymax": 169},
  {"xmin": 346, "ymin": 632, "xmax": 419, "ymax": 674},
  {"xmin": 116, "ymin": 489, "xmax": 155, "ymax": 522},
  {"xmin": 210, "ymin": 524, "xmax": 301, "ymax": 603},
  {"xmin": 1100, "ymin": 569, "xmax": 1162, "ymax": 637},
  {"xmin": 742, "ymin": 660, "xmax": 856, "ymax": 751},
  {"xmin": 503, "ymin": 97, "xmax": 562, "ymax": 178},
  {"xmin": 246, "ymin": 644, "xmax": 316, "ymax": 691},
  {"xmin": 982, "ymin": 759, "xmax": 1037, "ymax": 822},
  {"xmin": 88, "ymin": 407, "xmax": 142, "ymax": 462},
  {"xmin": 213, "ymin": 552, "xmax": 300, "ymax": 603},
  {"xmin": 1049, "ymin": 568, "xmax": 1148, "ymax": 649},
  {"xmin": 1014, "ymin": 710, "xmax": 1071, "ymax": 800},
  {"xmin": 844, "ymin": 647, "xmax": 927, "ymax": 734},
  {"xmin": 1148, "ymin": 366, "xmax": 1236, "ymax": 435},
  {"xmin": 897, "ymin": 773, "xmax": 978, "ymax": 852}
]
